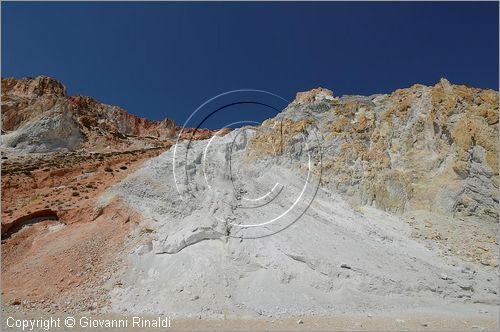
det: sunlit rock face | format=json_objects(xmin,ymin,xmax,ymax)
[
  {"xmin": 102, "ymin": 80, "xmax": 498, "ymax": 317},
  {"xmin": 248, "ymin": 79, "xmax": 498, "ymax": 222},
  {"xmin": 1, "ymin": 76, "xmax": 179, "ymax": 153},
  {"xmin": 1, "ymin": 76, "xmax": 497, "ymax": 317}
]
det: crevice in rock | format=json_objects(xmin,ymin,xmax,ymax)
[
  {"xmin": 155, "ymin": 227, "xmax": 223, "ymax": 255},
  {"xmin": 2, "ymin": 209, "xmax": 59, "ymax": 239}
]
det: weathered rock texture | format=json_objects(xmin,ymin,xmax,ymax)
[
  {"xmin": 68, "ymin": 95, "xmax": 176, "ymax": 139},
  {"xmin": 1, "ymin": 149, "xmax": 156, "ymax": 312},
  {"xmin": 100, "ymin": 85, "xmax": 498, "ymax": 317},
  {"xmin": 248, "ymin": 79, "xmax": 499, "ymax": 222},
  {"xmin": 1, "ymin": 78, "xmax": 498, "ymax": 322},
  {"xmin": 0, "ymin": 76, "xmax": 231, "ymax": 313},
  {"xmin": 2, "ymin": 76, "xmax": 193, "ymax": 153}
]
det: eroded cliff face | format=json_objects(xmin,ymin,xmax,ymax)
[
  {"xmin": 1, "ymin": 76, "xmax": 177, "ymax": 153},
  {"xmin": 1, "ymin": 78, "xmax": 498, "ymax": 317},
  {"xmin": 69, "ymin": 95, "xmax": 177, "ymax": 139},
  {"xmin": 0, "ymin": 77, "xmax": 230, "ymax": 312},
  {"xmin": 97, "ymin": 81, "xmax": 498, "ymax": 317},
  {"xmin": 248, "ymin": 79, "xmax": 499, "ymax": 222}
]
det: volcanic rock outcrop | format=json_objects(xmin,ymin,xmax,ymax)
[
  {"xmin": 250, "ymin": 79, "xmax": 499, "ymax": 222},
  {"xmin": 1, "ymin": 77, "xmax": 498, "ymax": 324},
  {"xmin": 1, "ymin": 76, "xmax": 230, "ymax": 313},
  {"xmin": 2, "ymin": 76, "xmax": 179, "ymax": 153},
  {"xmin": 97, "ymin": 79, "xmax": 498, "ymax": 317}
]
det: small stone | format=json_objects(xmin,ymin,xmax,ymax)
[
  {"xmin": 11, "ymin": 299, "xmax": 21, "ymax": 305},
  {"xmin": 297, "ymin": 319, "xmax": 303, "ymax": 324},
  {"xmin": 459, "ymin": 283, "xmax": 473, "ymax": 291},
  {"xmin": 440, "ymin": 274, "xmax": 448, "ymax": 280},
  {"xmin": 421, "ymin": 323, "xmax": 429, "ymax": 327},
  {"xmin": 481, "ymin": 258, "xmax": 498, "ymax": 267},
  {"xmin": 461, "ymin": 267, "xmax": 475, "ymax": 274}
]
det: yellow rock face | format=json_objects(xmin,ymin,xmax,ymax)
[
  {"xmin": 293, "ymin": 87, "xmax": 334, "ymax": 104},
  {"xmin": 247, "ymin": 79, "xmax": 499, "ymax": 220}
]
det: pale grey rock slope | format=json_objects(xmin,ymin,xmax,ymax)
[
  {"xmin": 101, "ymin": 103, "xmax": 498, "ymax": 318},
  {"xmin": 1, "ymin": 101, "xmax": 83, "ymax": 153}
]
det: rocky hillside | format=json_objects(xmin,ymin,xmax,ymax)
[
  {"xmin": 1, "ymin": 76, "xmax": 218, "ymax": 153},
  {"xmin": 0, "ymin": 76, "xmax": 230, "ymax": 314},
  {"xmin": 1, "ymin": 78, "xmax": 498, "ymax": 326},
  {"xmin": 94, "ymin": 79, "xmax": 498, "ymax": 318},
  {"xmin": 249, "ymin": 80, "xmax": 499, "ymax": 223}
]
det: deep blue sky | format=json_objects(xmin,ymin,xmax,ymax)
[{"xmin": 2, "ymin": 2, "xmax": 499, "ymax": 128}]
